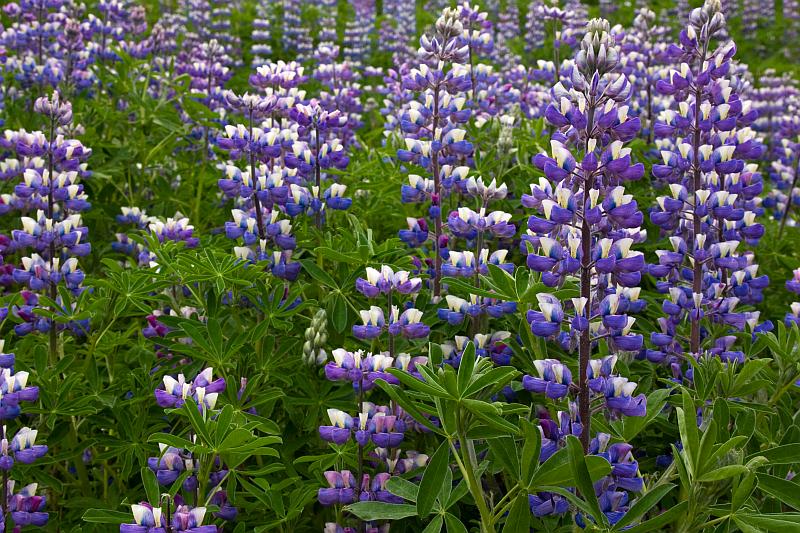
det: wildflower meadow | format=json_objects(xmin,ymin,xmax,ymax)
[{"xmin": 2, "ymin": 0, "xmax": 800, "ymax": 531}]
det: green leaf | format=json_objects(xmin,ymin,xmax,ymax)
[
  {"xmin": 214, "ymin": 404, "xmax": 235, "ymax": 446},
  {"xmin": 421, "ymin": 515, "xmax": 444, "ymax": 533},
  {"xmin": 386, "ymin": 368, "xmax": 450, "ymax": 398},
  {"xmin": 521, "ymin": 419, "xmax": 542, "ymax": 486},
  {"xmin": 747, "ymin": 444, "xmax": 800, "ymax": 465},
  {"xmin": 456, "ymin": 341, "xmax": 476, "ymax": 395},
  {"xmin": 612, "ymin": 484, "xmax": 676, "ymax": 531},
  {"xmin": 374, "ymin": 379, "xmax": 442, "ymax": 434},
  {"xmin": 417, "ymin": 439, "xmax": 451, "ymax": 517},
  {"xmin": 462, "ymin": 366, "xmax": 520, "ymax": 398},
  {"xmin": 698, "ymin": 465, "xmax": 750, "ymax": 482},
  {"xmin": 488, "ymin": 437, "xmax": 520, "ymax": 481},
  {"xmin": 386, "ymin": 476, "xmax": 419, "ymax": 503},
  {"xmin": 300, "ymin": 259, "xmax": 338, "ymax": 288},
  {"xmin": 444, "ymin": 513, "xmax": 468, "ymax": 533},
  {"xmin": 530, "ymin": 447, "xmax": 610, "ymax": 488},
  {"xmin": 82, "ymin": 509, "xmax": 133, "ymax": 524},
  {"xmin": 345, "ymin": 502, "xmax": 418, "ymax": 520},
  {"xmin": 735, "ymin": 513, "xmax": 800, "ymax": 532},
  {"xmin": 502, "ymin": 493, "xmax": 531, "ymax": 533},
  {"xmin": 142, "ymin": 467, "xmax": 160, "ymax": 505},
  {"xmin": 330, "ymin": 294, "xmax": 348, "ymax": 333},
  {"xmin": 758, "ymin": 473, "xmax": 800, "ymax": 510},
  {"xmin": 182, "ymin": 401, "xmax": 213, "ymax": 445},
  {"xmin": 147, "ymin": 432, "xmax": 195, "ymax": 450}
]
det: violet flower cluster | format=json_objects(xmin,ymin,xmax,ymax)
[
  {"xmin": 318, "ymin": 268, "xmax": 432, "ymax": 530},
  {"xmin": 136, "ymin": 367, "xmax": 236, "ymax": 530},
  {"xmin": 113, "ymin": 208, "xmax": 199, "ymax": 267},
  {"xmin": 527, "ymin": 407, "xmax": 644, "ymax": 527}
]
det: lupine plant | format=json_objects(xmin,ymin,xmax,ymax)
[{"xmin": 524, "ymin": 17, "xmax": 646, "ymax": 450}]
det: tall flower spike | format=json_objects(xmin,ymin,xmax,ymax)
[
  {"xmin": 525, "ymin": 17, "xmax": 646, "ymax": 451},
  {"xmin": 8, "ymin": 93, "xmax": 92, "ymax": 352},
  {"xmin": 648, "ymin": 0, "xmax": 768, "ymax": 372},
  {"xmin": 397, "ymin": 7, "xmax": 473, "ymax": 299}
]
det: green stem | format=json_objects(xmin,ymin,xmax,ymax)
[{"xmin": 456, "ymin": 416, "xmax": 493, "ymax": 531}]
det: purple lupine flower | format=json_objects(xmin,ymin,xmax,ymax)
[
  {"xmin": 8, "ymin": 483, "xmax": 48, "ymax": 527},
  {"xmin": 318, "ymin": 470, "xmax": 358, "ymax": 506},
  {"xmin": 0, "ymin": 426, "xmax": 47, "ymax": 470},
  {"xmin": 523, "ymin": 359, "xmax": 572, "ymax": 399},
  {"xmin": 154, "ymin": 368, "xmax": 225, "ymax": 410},
  {"xmin": 147, "ymin": 445, "xmax": 185, "ymax": 485},
  {"xmin": 0, "ymin": 367, "xmax": 40, "ymax": 420},
  {"xmin": 396, "ymin": 7, "xmax": 473, "ymax": 298}
]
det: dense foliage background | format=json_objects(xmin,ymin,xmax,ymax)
[{"xmin": 2, "ymin": 0, "xmax": 800, "ymax": 531}]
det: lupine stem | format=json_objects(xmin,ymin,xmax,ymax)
[
  {"xmin": 456, "ymin": 416, "xmax": 492, "ymax": 532},
  {"xmin": 690, "ymin": 84, "xmax": 703, "ymax": 357},
  {"xmin": 248, "ymin": 111, "xmax": 267, "ymax": 240},
  {"xmin": 2, "ymin": 467, "xmax": 7, "ymax": 533},
  {"xmin": 578, "ymin": 95, "xmax": 597, "ymax": 453},
  {"xmin": 47, "ymin": 114, "xmax": 58, "ymax": 366},
  {"xmin": 387, "ymin": 290, "xmax": 395, "ymax": 358},
  {"xmin": 431, "ymin": 86, "xmax": 443, "ymax": 298},
  {"xmin": 314, "ymin": 122, "xmax": 322, "ymax": 229}
]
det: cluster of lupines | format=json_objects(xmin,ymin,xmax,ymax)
[
  {"xmin": 113, "ymin": 208, "xmax": 200, "ymax": 267},
  {"xmin": 437, "ymin": 175, "xmax": 519, "ymax": 327},
  {"xmin": 768, "ymin": 135, "xmax": 800, "ymax": 234},
  {"xmin": 523, "ymin": 18, "xmax": 647, "ymax": 450},
  {"xmin": 318, "ymin": 266, "xmax": 431, "ymax": 530},
  {"xmin": 282, "ymin": 0, "xmax": 313, "ymax": 62},
  {"xmin": 285, "ymin": 100, "xmax": 353, "ymax": 227},
  {"xmin": 343, "ymin": 0, "xmax": 375, "ymax": 67},
  {"xmin": 647, "ymin": 0, "xmax": 768, "ymax": 373},
  {"xmin": 86, "ymin": 0, "xmax": 148, "ymax": 64},
  {"xmin": 120, "ymin": 368, "xmax": 233, "ymax": 531},
  {"xmin": 0, "ymin": 342, "xmax": 48, "ymax": 529},
  {"xmin": 250, "ymin": 0, "xmax": 274, "ymax": 67},
  {"xmin": 524, "ymin": 405, "xmax": 644, "ymax": 524},
  {"xmin": 456, "ymin": 2, "xmax": 494, "ymax": 109},
  {"xmin": 784, "ymin": 0, "xmax": 800, "ymax": 57},
  {"xmin": 756, "ymin": 72, "xmax": 800, "ymax": 231},
  {"xmin": 4, "ymin": 93, "xmax": 92, "ymax": 353},
  {"xmin": 216, "ymin": 92, "xmax": 300, "ymax": 280},
  {"xmin": 524, "ymin": 0, "xmax": 545, "ymax": 54},
  {"xmin": 620, "ymin": 7, "xmax": 671, "ymax": 143},
  {"xmin": 175, "ymin": 38, "xmax": 233, "ymax": 159},
  {"xmin": 1, "ymin": 0, "xmax": 75, "ymax": 91},
  {"xmin": 317, "ymin": 0, "xmax": 339, "ymax": 48},
  {"xmin": 381, "ymin": 0, "xmax": 416, "ymax": 64},
  {"xmin": 493, "ymin": 0, "xmax": 520, "ymax": 71},
  {"xmin": 786, "ymin": 268, "xmax": 800, "ymax": 327},
  {"xmin": 313, "ymin": 45, "xmax": 364, "ymax": 148}
]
